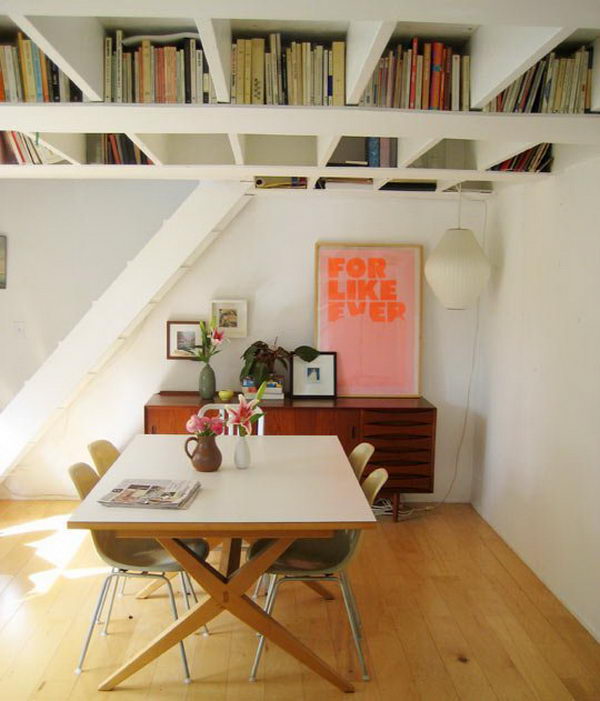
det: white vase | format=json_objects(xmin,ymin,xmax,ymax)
[{"xmin": 234, "ymin": 435, "xmax": 251, "ymax": 469}]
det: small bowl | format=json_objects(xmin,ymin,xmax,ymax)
[{"xmin": 218, "ymin": 390, "xmax": 234, "ymax": 402}]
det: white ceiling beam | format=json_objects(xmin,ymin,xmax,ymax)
[
  {"xmin": 194, "ymin": 18, "xmax": 231, "ymax": 103},
  {"xmin": 1, "ymin": 2, "xmax": 600, "ymax": 27},
  {"xmin": 346, "ymin": 21, "xmax": 395, "ymax": 104},
  {"xmin": 469, "ymin": 25, "xmax": 575, "ymax": 109},
  {"xmin": 2, "ymin": 105, "xmax": 598, "ymax": 145},
  {"xmin": 9, "ymin": 14, "xmax": 105, "ymax": 101},
  {"xmin": 0, "ymin": 181, "xmax": 252, "ymax": 478}
]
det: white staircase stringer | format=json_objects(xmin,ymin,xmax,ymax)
[{"xmin": 0, "ymin": 180, "xmax": 252, "ymax": 478}]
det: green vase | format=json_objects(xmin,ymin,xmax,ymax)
[{"xmin": 199, "ymin": 362, "xmax": 216, "ymax": 400}]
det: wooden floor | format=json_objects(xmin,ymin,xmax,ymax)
[{"xmin": 0, "ymin": 502, "xmax": 598, "ymax": 700}]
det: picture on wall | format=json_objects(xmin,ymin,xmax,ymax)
[
  {"xmin": 166, "ymin": 321, "xmax": 200, "ymax": 359},
  {"xmin": 291, "ymin": 351, "xmax": 337, "ymax": 399},
  {"xmin": 315, "ymin": 243, "xmax": 422, "ymax": 397},
  {"xmin": 211, "ymin": 299, "xmax": 247, "ymax": 338},
  {"xmin": 0, "ymin": 235, "xmax": 6, "ymax": 289}
]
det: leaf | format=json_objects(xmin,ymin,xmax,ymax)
[{"xmin": 294, "ymin": 345, "xmax": 320, "ymax": 362}]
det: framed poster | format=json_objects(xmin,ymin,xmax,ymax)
[
  {"xmin": 315, "ymin": 243, "xmax": 422, "ymax": 397},
  {"xmin": 0, "ymin": 235, "xmax": 6, "ymax": 289},
  {"xmin": 291, "ymin": 351, "xmax": 337, "ymax": 399},
  {"xmin": 166, "ymin": 321, "xmax": 200, "ymax": 359},
  {"xmin": 211, "ymin": 299, "xmax": 247, "ymax": 338}
]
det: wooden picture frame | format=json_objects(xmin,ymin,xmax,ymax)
[
  {"xmin": 0, "ymin": 235, "xmax": 6, "ymax": 289},
  {"xmin": 291, "ymin": 352, "xmax": 337, "ymax": 399},
  {"xmin": 315, "ymin": 242, "xmax": 422, "ymax": 397},
  {"xmin": 211, "ymin": 299, "xmax": 247, "ymax": 338},
  {"xmin": 166, "ymin": 321, "xmax": 200, "ymax": 359}
]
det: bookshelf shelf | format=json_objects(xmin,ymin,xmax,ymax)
[{"xmin": 0, "ymin": 1, "xmax": 599, "ymax": 188}]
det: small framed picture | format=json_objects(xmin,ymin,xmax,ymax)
[
  {"xmin": 166, "ymin": 321, "xmax": 200, "ymax": 359},
  {"xmin": 211, "ymin": 299, "xmax": 247, "ymax": 338},
  {"xmin": 291, "ymin": 351, "xmax": 337, "ymax": 399}
]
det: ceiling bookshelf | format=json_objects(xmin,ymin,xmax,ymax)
[{"xmin": 0, "ymin": 1, "xmax": 599, "ymax": 193}]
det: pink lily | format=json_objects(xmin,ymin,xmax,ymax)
[
  {"xmin": 211, "ymin": 328, "xmax": 225, "ymax": 345},
  {"xmin": 226, "ymin": 394, "xmax": 263, "ymax": 436}
]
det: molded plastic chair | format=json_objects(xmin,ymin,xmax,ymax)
[
  {"xmin": 248, "ymin": 467, "xmax": 389, "ymax": 682},
  {"xmin": 198, "ymin": 403, "xmax": 265, "ymax": 435},
  {"xmin": 69, "ymin": 462, "xmax": 209, "ymax": 681},
  {"xmin": 88, "ymin": 439, "xmax": 120, "ymax": 477},
  {"xmin": 348, "ymin": 442, "xmax": 375, "ymax": 481}
]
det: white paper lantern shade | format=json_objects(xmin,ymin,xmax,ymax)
[{"xmin": 425, "ymin": 228, "xmax": 491, "ymax": 310}]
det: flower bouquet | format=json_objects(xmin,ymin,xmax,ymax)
[
  {"xmin": 184, "ymin": 413, "xmax": 225, "ymax": 472},
  {"xmin": 226, "ymin": 382, "xmax": 266, "ymax": 468}
]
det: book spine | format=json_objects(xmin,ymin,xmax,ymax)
[
  {"xmin": 409, "ymin": 37, "xmax": 418, "ymax": 108},
  {"xmin": 332, "ymin": 41, "xmax": 345, "ymax": 106},
  {"xmin": 141, "ymin": 39, "xmax": 151, "ymax": 103},
  {"xmin": 235, "ymin": 39, "xmax": 244, "ymax": 104},
  {"xmin": 451, "ymin": 53, "xmax": 460, "ymax": 111},
  {"xmin": 422, "ymin": 43, "xmax": 431, "ymax": 110},
  {"xmin": 443, "ymin": 46, "xmax": 452, "ymax": 110},
  {"xmin": 402, "ymin": 49, "xmax": 412, "ymax": 108},
  {"xmin": 115, "ymin": 29, "xmax": 123, "ymax": 102},
  {"xmin": 184, "ymin": 38, "xmax": 192, "ymax": 103},
  {"xmin": 430, "ymin": 42, "xmax": 443, "ymax": 109},
  {"xmin": 196, "ymin": 49, "xmax": 204, "ymax": 104},
  {"xmin": 243, "ymin": 39, "xmax": 252, "ymax": 104},
  {"xmin": 16, "ymin": 33, "xmax": 29, "ymax": 102},
  {"xmin": 461, "ymin": 55, "xmax": 470, "ymax": 110},
  {"xmin": 251, "ymin": 37, "xmax": 265, "ymax": 104},
  {"xmin": 23, "ymin": 39, "xmax": 36, "ymax": 103},
  {"xmin": 415, "ymin": 54, "xmax": 423, "ymax": 109},
  {"xmin": 366, "ymin": 136, "xmax": 380, "ymax": 167},
  {"xmin": 104, "ymin": 36, "xmax": 112, "ymax": 101},
  {"xmin": 39, "ymin": 49, "xmax": 49, "ymax": 102}
]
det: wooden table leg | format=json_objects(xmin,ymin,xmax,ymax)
[{"xmin": 218, "ymin": 537, "xmax": 242, "ymax": 576}]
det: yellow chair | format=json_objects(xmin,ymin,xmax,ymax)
[
  {"xmin": 69, "ymin": 462, "xmax": 209, "ymax": 681},
  {"xmin": 248, "ymin": 467, "xmax": 388, "ymax": 682},
  {"xmin": 348, "ymin": 442, "xmax": 375, "ymax": 481},
  {"xmin": 87, "ymin": 439, "xmax": 120, "ymax": 477}
]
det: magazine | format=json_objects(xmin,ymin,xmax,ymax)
[{"xmin": 98, "ymin": 479, "xmax": 201, "ymax": 509}]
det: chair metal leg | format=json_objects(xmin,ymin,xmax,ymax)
[
  {"xmin": 340, "ymin": 571, "xmax": 362, "ymax": 637},
  {"xmin": 181, "ymin": 571, "xmax": 209, "ymax": 637},
  {"xmin": 249, "ymin": 574, "xmax": 279, "ymax": 681},
  {"xmin": 180, "ymin": 571, "xmax": 191, "ymax": 610},
  {"xmin": 94, "ymin": 568, "xmax": 114, "ymax": 625},
  {"xmin": 101, "ymin": 572, "xmax": 121, "ymax": 636},
  {"xmin": 119, "ymin": 576, "xmax": 128, "ymax": 596},
  {"xmin": 76, "ymin": 574, "xmax": 114, "ymax": 673},
  {"xmin": 163, "ymin": 574, "xmax": 191, "ymax": 683},
  {"xmin": 252, "ymin": 573, "xmax": 269, "ymax": 600},
  {"xmin": 339, "ymin": 573, "xmax": 369, "ymax": 680}
]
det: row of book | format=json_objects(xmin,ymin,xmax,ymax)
[
  {"xmin": 231, "ymin": 34, "xmax": 345, "ymax": 106},
  {"xmin": 104, "ymin": 31, "xmax": 215, "ymax": 103},
  {"xmin": 0, "ymin": 131, "xmax": 63, "ymax": 164},
  {"xmin": 254, "ymin": 176, "xmax": 308, "ymax": 189},
  {"xmin": 0, "ymin": 34, "xmax": 82, "ymax": 102},
  {"xmin": 485, "ymin": 46, "xmax": 593, "ymax": 114},
  {"xmin": 491, "ymin": 143, "xmax": 552, "ymax": 172},
  {"xmin": 87, "ymin": 133, "xmax": 153, "ymax": 165},
  {"xmin": 359, "ymin": 39, "xmax": 470, "ymax": 111}
]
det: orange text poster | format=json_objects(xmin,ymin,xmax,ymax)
[{"xmin": 316, "ymin": 244, "xmax": 421, "ymax": 396}]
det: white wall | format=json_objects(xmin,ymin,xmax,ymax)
[
  {"xmin": 0, "ymin": 179, "xmax": 196, "ymax": 410},
  {"xmin": 471, "ymin": 156, "xmax": 600, "ymax": 640},
  {"xmin": 1, "ymin": 187, "xmax": 486, "ymax": 503}
]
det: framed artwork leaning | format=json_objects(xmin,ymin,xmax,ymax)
[
  {"xmin": 291, "ymin": 351, "xmax": 337, "ymax": 399},
  {"xmin": 166, "ymin": 321, "xmax": 200, "ymax": 359},
  {"xmin": 211, "ymin": 299, "xmax": 247, "ymax": 338},
  {"xmin": 315, "ymin": 242, "xmax": 422, "ymax": 397}
]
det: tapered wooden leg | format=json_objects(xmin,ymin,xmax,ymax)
[
  {"xmin": 135, "ymin": 571, "xmax": 177, "ymax": 600},
  {"xmin": 303, "ymin": 580, "xmax": 335, "ymax": 600},
  {"xmin": 219, "ymin": 537, "xmax": 242, "ymax": 576}
]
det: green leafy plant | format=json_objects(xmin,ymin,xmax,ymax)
[{"xmin": 239, "ymin": 340, "xmax": 319, "ymax": 386}]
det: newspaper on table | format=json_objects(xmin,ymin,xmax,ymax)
[{"xmin": 98, "ymin": 478, "xmax": 201, "ymax": 509}]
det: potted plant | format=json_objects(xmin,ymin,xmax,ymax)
[{"xmin": 239, "ymin": 340, "xmax": 319, "ymax": 388}]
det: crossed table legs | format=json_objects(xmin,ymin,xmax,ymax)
[{"xmin": 98, "ymin": 536, "xmax": 355, "ymax": 693}]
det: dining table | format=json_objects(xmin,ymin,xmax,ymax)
[{"xmin": 68, "ymin": 433, "xmax": 376, "ymax": 692}]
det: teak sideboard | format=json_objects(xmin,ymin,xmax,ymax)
[{"xmin": 144, "ymin": 393, "xmax": 437, "ymax": 521}]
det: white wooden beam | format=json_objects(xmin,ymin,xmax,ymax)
[
  {"xmin": 473, "ymin": 140, "xmax": 539, "ymax": 170},
  {"xmin": 397, "ymin": 137, "xmax": 442, "ymax": 167},
  {"xmin": 9, "ymin": 14, "xmax": 105, "ymax": 101},
  {"xmin": 126, "ymin": 133, "xmax": 169, "ymax": 165},
  {"xmin": 317, "ymin": 135, "xmax": 341, "ymax": 166},
  {"xmin": 228, "ymin": 133, "xmax": 246, "ymax": 165},
  {"xmin": 195, "ymin": 18, "xmax": 231, "ymax": 103},
  {"xmin": 23, "ymin": 132, "xmax": 86, "ymax": 164},
  {"xmin": 469, "ymin": 25, "xmax": 575, "ymax": 109},
  {"xmin": 345, "ymin": 21, "xmax": 396, "ymax": 104},
  {"xmin": 0, "ymin": 181, "xmax": 251, "ymax": 478}
]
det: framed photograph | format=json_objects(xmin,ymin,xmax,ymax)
[
  {"xmin": 315, "ymin": 242, "xmax": 422, "ymax": 397},
  {"xmin": 0, "ymin": 235, "xmax": 6, "ymax": 289},
  {"xmin": 211, "ymin": 299, "xmax": 247, "ymax": 338},
  {"xmin": 166, "ymin": 321, "xmax": 200, "ymax": 359},
  {"xmin": 291, "ymin": 351, "xmax": 337, "ymax": 399}
]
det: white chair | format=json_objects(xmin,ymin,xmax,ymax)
[{"xmin": 198, "ymin": 403, "xmax": 265, "ymax": 436}]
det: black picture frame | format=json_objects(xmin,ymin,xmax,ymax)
[{"xmin": 290, "ymin": 351, "xmax": 337, "ymax": 399}]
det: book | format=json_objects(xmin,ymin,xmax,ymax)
[
  {"xmin": 98, "ymin": 479, "xmax": 201, "ymax": 509},
  {"xmin": 251, "ymin": 37, "xmax": 265, "ymax": 104},
  {"xmin": 366, "ymin": 136, "xmax": 380, "ymax": 167},
  {"xmin": 430, "ymin": 42, "xmax": 443, "ymax": 109},
  {"xmin": 331, "ymin": 41, "xmax": 345, "ymax": 106}
]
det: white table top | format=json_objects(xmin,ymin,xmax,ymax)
[{"xmin": 68, "ymin": 435, "xmax": 376, "ymax": 534}]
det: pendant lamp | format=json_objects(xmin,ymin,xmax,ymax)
[{"xmin": 424, "ymin": 189, "xmax": 491, "ymax": 310}]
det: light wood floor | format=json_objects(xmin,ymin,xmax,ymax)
[{"xmin": 0, "ymin": 501, "xmax": 598, "ymax": 700}]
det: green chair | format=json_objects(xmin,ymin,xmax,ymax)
[
  {"xmin": 248, "ymin": 467, "xmax": 388, "ymax": 682},
  {"xmin": 69, "ymin": 462, "xmax": 209, "ymax": 682},
  {"xmin": 348, "ymin": 442, "xmax": 375, "ymax": 481},
  {"xmin": 88, "ymin": 439, "xmax": 120, "ymax": 477}
]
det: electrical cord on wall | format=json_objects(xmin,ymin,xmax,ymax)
[{"xmin": 375, "ymin": 192, "xmax": 489, "ymax": 521}]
